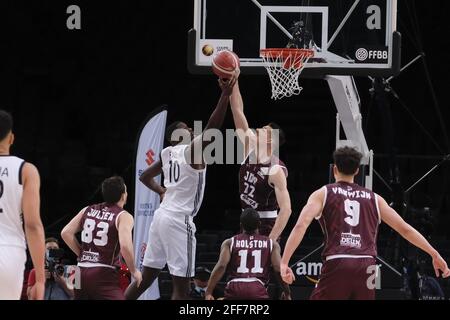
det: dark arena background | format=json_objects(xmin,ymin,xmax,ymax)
[{"xmin": 1, "ymin": 0, "xmax": 450, "ymax": 302}]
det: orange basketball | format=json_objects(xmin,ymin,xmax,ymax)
[{"xmin": 211, "ymin": 50, "xmax": 240, "ymax": 79}]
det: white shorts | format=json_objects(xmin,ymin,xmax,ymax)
[
  {"xmin": 143, "ymin": 209, "xmax": 196, "ymax": 278},
  {"xmin": 0, "ymin": 245, "xmax": 26, "ymax": 300}
]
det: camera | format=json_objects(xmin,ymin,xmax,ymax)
[{"xmin": 45, "ymin": 248, "xmax": 66, "ymax": 278}]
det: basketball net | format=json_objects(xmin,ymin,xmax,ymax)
[{"xmin": 260, "ymin": 48, "xmax": 314, "ymax": 100}]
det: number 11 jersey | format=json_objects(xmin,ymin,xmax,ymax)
[{"xmin": 159, "ymin": 144, "xmax": 206, "ymax": 217}]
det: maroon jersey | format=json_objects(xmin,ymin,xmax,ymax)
[
  {"xmin": 79, "ymin": 203, "xmax": 124, "ymax": 267},
  {"xmin": 227, "ymin": 233, "xmax": 273, "ymax": 284},
  {"xmin": 239, "ymin": 153, "xmax": 287, "ymax": 211},
  {"xmin": 318, "ymin": 182, "xmax": 380, "ymax": 258}
]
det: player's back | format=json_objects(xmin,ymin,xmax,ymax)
[
  {"xmin": 0, "ymin": 156, "xmax": 26, "ymax": 249},
  {"xmin": 227, "ymin": 233, "xmax": 272, "ymax": 284},
  {"xmin": 78, "ymin": 203, "xmax": 124, "ymax": 268},
  {"xmin": 318, "ymin": 181, "xmax": 380, "ymax": 259},
  {"xmin": 159, "ymin": 144, "xmax": 206, "ymax": 217}
]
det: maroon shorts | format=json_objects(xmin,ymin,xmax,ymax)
[
  {"xmin": 225, "ymin": 281, "xmax": 269, "ymax": 300},
  {"xmin": 75, "ymin": 267, "xmax": 124, "ymax": 300},
  {"xmin": 310, "ymin": 257, "xmax": 376, "ymax": 300},
  {"xmin": 259, "ymin": 218, "xmax": 276, "ymax": 237}
]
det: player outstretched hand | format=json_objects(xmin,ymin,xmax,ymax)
[
  {"xmin": 205, "ymin": 294, "xmax": 214, "ymax": 300},
  {"xmin": 432, "ymin": 253, "xmax": 450, "ymax": 278},
  {"xmin": 280, "ymin": 263, "xmax": 295, "ymax": 285},
  {"xmin": 218, "ymin": 73, "xmax": 238, "ymax": 96},
  {"xmin": 132, "ymin": 269, "xmax": 143, "ymax": 287}
]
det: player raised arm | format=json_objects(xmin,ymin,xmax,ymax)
[
  {"xmin": 117, "ymin": 212, "xmax": 142, "ymax": 287},
  {"xmin": 187, "ymin": 76, "xmax": 237, "ymax": 167},
  {"xmin": 205, "ymin": 239, "xmax": 232, "ymax": 300},
  {"xmin": 139, "ymin": 160, "xmax": 166, "ymax": 201},
  {"xmin": 61, "ymin": 208, "xmax": 86, "ymax": 257},
  {"xmin": 22, "ymin": 163, "xmax": 46, "ymax": 300},
  {"xmin": 268, "ymin": 167, "xmax": 292, "ymax": 241},
  {"xmin": 230, "ymin": 81, "xmax": 256, "ymax": 155},
  {"xmin": 280, "ymin": 187, "xmax": 325, "ymax": 284},
  {"xmin": 378, "ymin": 195, "xmax": 450, "ymax": 278},
  {"xmin": 270, "ymin": 241, "xmax": 291, "ymax": 299}
]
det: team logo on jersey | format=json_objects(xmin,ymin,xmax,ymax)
[
  {"xmin": 146, "ymin": 149, "xmax": 155, "ymax": 166},
  {"xmin": 240, "ymin": 194, "xmax": 258, "ymax": 209},
  {"xmin": 340, "ymin": 232, "xmax": 362, "ymax": 248},
  {"xmin": 81, "ymin": 250, "xmax": 100, "ymax": 263}
]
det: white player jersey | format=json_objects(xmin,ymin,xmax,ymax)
[
  {"xmin": 159, "ymin": 144, "xmax": 206, "ymax": 217},
  {"xmin": 0, "ymin": 156, "xmax": 26, "ymax": 248}
]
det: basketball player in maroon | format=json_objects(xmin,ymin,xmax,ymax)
[
  {"xmin": 281, "ymin": 147, "xmax": 450, "ymax": 300},
  {"xmin": 231, "ymin": 82, "xmax": 291, "ymax": 240},
  {"xmin": 61, "ymin": 176, "xmax": 142, "ymax": 299},
  {"xmin": 205, "ymin": 208, "xmax": 290, "ymax": 300}
]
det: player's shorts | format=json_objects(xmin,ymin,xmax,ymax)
[
  {"xmin": 310, "ymin": 256, "xmax": 377, "ymax": 300},
  {"xmin": 143, "ymin": 208, "xmax": 196, "ymax": 278},
  {"xmin": 0, "ymin": 245, "xmax": 26, "ymax": 300},
  {"xmin": 75, "ymin": 266, "xmax": 124, "ymax": 300},
  {"xmin": 224, "ymin": 278, "xmax": 269, "ymax": 300}
]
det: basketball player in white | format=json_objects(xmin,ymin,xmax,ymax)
[
  {"xmin": 125, "ymin": 75, "xmax": 238, "ymax": 300},
  {"xmin": 0, "ymin": 110, "xmax": 46, "ymax": 300}
]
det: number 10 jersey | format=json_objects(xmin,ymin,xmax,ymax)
[{"xmin": 159, "ymin": 144, "xmax": 206, "ymax": 217}]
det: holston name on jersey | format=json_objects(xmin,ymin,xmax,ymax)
[{"xmin": 234, "ymin": 238, "xmax": 269, "ymax": 249}]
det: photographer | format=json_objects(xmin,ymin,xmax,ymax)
[{"xmin": 27, "ymin": 238, "xmax": 74, "ymax": 300}]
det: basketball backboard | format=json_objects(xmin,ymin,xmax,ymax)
[{"xmin": 188, "ymin": 0, "xmax": 401, "ymax": 77}]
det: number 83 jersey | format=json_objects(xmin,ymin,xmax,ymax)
[
  {"xmin": 159, "ymin": 144, "xmax": 206, "ymax": 217},
  {"xmin": 78, "ymin": 203, "xmax": 125, "ymax": 268}
]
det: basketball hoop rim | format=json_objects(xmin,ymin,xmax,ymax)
[{"xmin": 260, "ymin": 48, "xmax": 314, "ymax": 59}]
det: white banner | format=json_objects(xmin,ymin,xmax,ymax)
[{"xmin": 134, "ymin": 107, "xmax": 167, "ymax": 300}]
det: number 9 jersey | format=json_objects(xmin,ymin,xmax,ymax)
[
  {"xmin": 159, "ymin": 144, "xmax": 206, "ymax": 217},
  {"xmin": 317, "ymin": 181, "xmax": 381, "ymax": 259},
  {"xmin": 78, "ymin": 203, "xmax": 125, "ymax": 268}
]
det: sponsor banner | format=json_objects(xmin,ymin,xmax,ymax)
[{"xmin": 134, "ymin": 108, "xmax": 167, "ymax": 299}]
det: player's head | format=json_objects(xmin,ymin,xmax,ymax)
[
  {"xmin": 255, "ymin": 122, "xmax": 285, "ymax": 159},
  {"xmin": 333, "ymin": 146, "xmax": 363, "ymax": 178},
  {"xmin": 45, "ymin": 237, "xmax": 60, "ymax": 250},
  {"xmin": 240, "ymin": 208, "xmax": 261, "ymax": 234},
  {"xmin": 166, "ymin": 121, "xmax": 194, "ymax": 146},
  {"xmin": 101, "ymin": 176, "xmax": 127, "ymax": 206},
  {"xmin": 0, "ymin": 110, "xmax": 14, "ymax": 147}
]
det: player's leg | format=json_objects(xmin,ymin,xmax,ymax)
[
  {"xmin": 0, "ymin": 246, "xmax": 26, "ymax": 299},
  {"xmin": 166, "ymin": 215, "xmax": 197, "ymax": 300},
  {"xmin": 171, "ymin": 275, "xmax": 191, "ymax": 300},
  {"xmin": 125, "ymin": 266, "xmax": 161, "ymax": 300},
  {"xmin": 125, "ymin": 212, "xmax": 167, "ymax": 299}
]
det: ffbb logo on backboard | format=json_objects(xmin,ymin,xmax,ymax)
[{"xmin": 355, "ymin": 46, "xmax": 389, "ymax": 63}]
